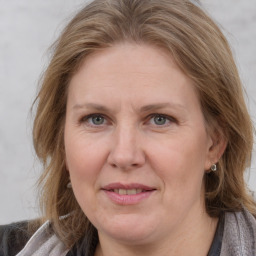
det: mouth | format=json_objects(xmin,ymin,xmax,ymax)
[
  {"xmin": 102, "ymin": 183, "xmax": 156, "ymax": 193},
  {"xmin": 110, "ymin": 188, "xmax": 147, "ymax": 195},
  {"xmin": 101, "ymin": 183, "xmax": 156, "ymax": 205}
]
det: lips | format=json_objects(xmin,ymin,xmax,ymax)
[
  {"xmin": 101, "ymin": 183, "xmax": 156, "ymax": 205},
  {"xmin": 113, "ymin": 188, "xmax": 143, "ymax": 195},
  {"xmin": 102, "ymin": 183, "xmax": 155, "ymax": 192}
]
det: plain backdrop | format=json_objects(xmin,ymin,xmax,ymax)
[{"xmin": 0, "ymin": 0, "xmax": 256, "ymax": 224}]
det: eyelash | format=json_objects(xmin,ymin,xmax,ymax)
[
  {"xmin": 146, "ymin": 113, "xmax": 177, "ymax": 127},
  {"xmin": 80, "ymin": 114, "xmax": 109, "ymax": 127},
  {"xmin": 79, "ymin": 113, "xmax": 177, "ymax": 128}
]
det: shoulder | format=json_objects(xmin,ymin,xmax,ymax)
[
  {"xmin": 224, "ymin": 208, "xmax": 256, "ymax": 231},
  {"xmin": 0, "ymin": 220, "xmax": 37, "ymax": 256},
  {"xmin": 221, "ymin": 209, "xmax": 256, "ymax": 256}
]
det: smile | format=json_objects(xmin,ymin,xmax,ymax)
[
  {"xmin": 113, "ymin": 189, "xmax": 143, "ymax": 195},
  {"xmin": 102, "ymin": 183, "xmax": 156, "ymax": 205}
]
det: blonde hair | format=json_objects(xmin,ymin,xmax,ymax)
[{"xmin": 33, "ymin": 0, "xmax": 256, "ymax": 248}]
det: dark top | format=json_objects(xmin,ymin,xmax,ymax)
[
  {"xmin": 0, "ymin": 214, "xmax": 224, "ymax": 256},
  {"xmin": 207, "ymin": 213, "xmax": 224, "ymax": 256},
  {"xmin": 0, "ymin": 221, "xmax": 33, "ymax": 256}
]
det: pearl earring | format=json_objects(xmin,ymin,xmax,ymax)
[
  {"xmin": 67, "ymin": 181, "xmax": 72, "ymax": 189},
  {"xmin": 210, "ymin": 164, "xmax": 217, "ymax": 172}
]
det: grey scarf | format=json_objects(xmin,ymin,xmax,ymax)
[
  {"xmin": 16, "ymin": 209, "xmax": 256, "ymax": 256},
  {"xmin": 220, "ymin": 209, "xmax": 256, "ymax": 255}
]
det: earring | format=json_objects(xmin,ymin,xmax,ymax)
[
  {"xmin": 67, "ymin": 181, "xmax": 72, "ymax": 189},
  {"xmin": 210, "ymin": 164, "xmax": 217, "ymax": 172}
]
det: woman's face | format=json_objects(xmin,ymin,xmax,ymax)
[{"xmin": 64, "ymin": 43, "xmax": 218, "ymax": 244}]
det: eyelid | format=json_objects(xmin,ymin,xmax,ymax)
[
  {"xmin": 80, "ymin": 113, "xmax": 110, "ymax": 126},
  {"xmin": 147, "ymin": 113, "xmax": 176, "ymax": 121},
  {"xmin": 78, "ymin": 112, "xmax": 177, "ymax": 127},
  {"xmin": 146, "ymin": 113, "xmax": 177, "ymax": 126}
]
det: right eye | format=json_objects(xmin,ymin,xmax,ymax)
[{"xmin": 81, "ymin": 114, "xmax": 107, "ymax": 126}]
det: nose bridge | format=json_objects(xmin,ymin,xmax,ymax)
[{"xmin": 108, "ymin": 122, "xmax": 145, "ymax": 169}]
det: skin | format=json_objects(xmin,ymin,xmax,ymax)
[{"xmin": 64, "ymin": 43, "xmax": 225, "ymax": 256}]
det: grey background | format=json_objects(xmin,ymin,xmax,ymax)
[{"xmin": 0, "ymin": 0, "xmax": 255, "ymax": 224}]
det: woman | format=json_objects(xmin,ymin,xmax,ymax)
[{"xmin": 1, "ymin": 0, "xmax": 255, "ymax": 255}]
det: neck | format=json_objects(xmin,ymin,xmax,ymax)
[{"xmin": 95, "ymin": 212, "xmax": 218, "ymax": 256}]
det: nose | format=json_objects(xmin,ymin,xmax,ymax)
[{"xmin": 107, "ymin": 125, "xmax": 146, "ymax": 170}]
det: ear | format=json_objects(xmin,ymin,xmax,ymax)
[{"xmin": 204, "ymin": 127, "xmax": 227, "ymax": 171}]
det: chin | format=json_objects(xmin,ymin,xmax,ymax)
[{"xmin": 95, "ymin": 213, "xmax": 160, "ymax": 244}]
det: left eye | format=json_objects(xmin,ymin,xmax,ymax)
[
  {"xmin": 149, "ymin": 115, "xmax": 170, "ymax": 126},
  {"xmin": 90, "ymin": 115, "xmax": 105, "ymax": 125}
]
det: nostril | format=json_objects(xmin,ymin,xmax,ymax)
[
  {"xmin": 107, "ymin": 145, "xmax": 146, "ymax": 170},
  {"xmin": 111, "ymin": 163, "xmax": 118, "ymax": 168}
]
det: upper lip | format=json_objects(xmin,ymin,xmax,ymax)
[{"xmin": 102, "ymin": 183, "xmax": 156, "ymax": 191}]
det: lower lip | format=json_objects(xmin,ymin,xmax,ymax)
[{"xmin": 103, "ymin": 190, "xmax": 155, "ymax": 205}]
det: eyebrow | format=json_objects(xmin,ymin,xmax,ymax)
[
  {"xmin": 73, "ymin": 103, "xmax": 110, "ymax": 112},
  {"xmin": 72, "ymin": 102, "xmax": 186, "ymax": 113},
  {"xmin": 140, "ymin": 103, "xmax": 185, "ymax": 112}
]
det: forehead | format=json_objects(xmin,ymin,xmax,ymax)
[{"xmin": 67, "ymin": 43, "xmax": 200, "ymax": 112}]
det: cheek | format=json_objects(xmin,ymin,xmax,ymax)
[
  {"xmin": 150, "ymin": 134, "xmax": 207, "ymax": 171},
  {"xmin": 65, "ymin": 132, "xmax": 108, "ymax": 183},
  {"xmin": 64, "ymin": 135, "xmax": 108, "ymax": 215},
  {"xmin": 149, "ymin": 136, "xmax": 207, "ymax": 196},
  {"xmin": 152, "ymin": 148, "xmax": 205, "ymax": 220}
]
